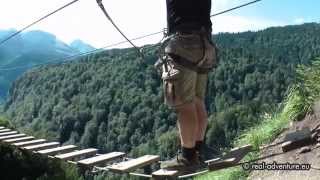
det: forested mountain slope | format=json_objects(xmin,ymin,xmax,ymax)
[
  {"xmin": 4, "ymin": 23, "xmax": 320, "ymax": 159},
  {"xmin": 0, "ymin": 30, "xmax": 95, "ymax": 102},
  {"xmin": 70, "ymin": 40, "xmax": 96, "ymax": 53}
]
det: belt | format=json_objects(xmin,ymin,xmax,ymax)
[{"xmin": 169, "ymin": 53, "xmax": 211, "ymax": 74}]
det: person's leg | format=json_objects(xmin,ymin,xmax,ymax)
[
  {"xmin": 173, "ymin": 67, "xmax": 199, "ymax": 162},
  {"xmin": 193, "ymin": 73, "xmax": 212, "ymax": 159},
  {"xmin": 194, "ymin": 73, "xmax": 209, "ymax": 142},
  {"xmin": 194, "ymin": 97, "xmax": 208, "ymax": 142},
  {"xmin": 194, "ymin": 73, "xmax": 220, "ymax": 159},
  {"xmin": 161, "ymin": 62, "xmax": 200, "ymax": 170},
  {"xmin": 176, "ymin": 101, "xmax": 198, "ymax": 148},
  {"xmin": 163, "ymin": 62, "xmax": 198, "ymax": 149}
]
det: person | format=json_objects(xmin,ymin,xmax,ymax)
[{"xmin": 158, "ymin": 0, "xmax": 218, "ymax": 172}]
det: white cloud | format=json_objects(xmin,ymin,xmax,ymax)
[
  {"xmin": 212, "ymin": 15, "xmax": 285, "ymax": 34},
  {"xmin": 213, "ymin": 0, "xmax": 233, "ymax": 11},
  {"xmin": 294, "ymin": 18, "xmax": 305, "ymax": 24},
  {"xmin": 0, "ymin": 0, "xmax": 167, "ymax": 48},
  {"xmin": 214, "ymin": 0, "xmax": 251, "ymax": 11},
  {"xmin": 0, "ymin": 0, "xmax": 293, "ymax": 49}
]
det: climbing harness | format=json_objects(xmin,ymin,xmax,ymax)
[
  {"xmin": 155, "ymin": 27, "xmax": 218, "ymax": 83},
  {"xmin": 96, "ymin": 0, "xmax": 144, "ymax": 59}
]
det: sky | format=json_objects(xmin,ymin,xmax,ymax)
[{"xmin": 0, "ymin": 0, "xmax": 319, "ymax": 49}]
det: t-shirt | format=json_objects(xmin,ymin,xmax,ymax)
[{"xmin": 166, "ymin": 0, "xmax": 212, "ymax": 34}]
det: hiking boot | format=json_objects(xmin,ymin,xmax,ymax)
[
  {"xmin": 161, "ymin": 150, "xmax": 200, "ymax": 173},
  {"xmin": 195, "ymin": 141, "xmax": 221, "ymax": 166}
]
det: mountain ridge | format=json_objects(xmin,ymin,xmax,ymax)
[{"xmin": 0, "ymin": 29, "xmax": 96, "ymax": 102}]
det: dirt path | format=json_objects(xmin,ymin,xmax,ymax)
[{"xmin": 248, "ymin": 101, "xmax": 320, "ymax": 180}]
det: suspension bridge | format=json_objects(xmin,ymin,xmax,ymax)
[{"xmin": 0, "ymin": 124, "xmax": 319, "ymax": 179}]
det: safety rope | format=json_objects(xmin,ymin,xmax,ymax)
[
  {"xmin": 96, "ymin": 0, "xmax": 144, "ymax": 59},
  {"xmin": 210, "ymin": 0, "xmax": 262, "ymax": 17}
]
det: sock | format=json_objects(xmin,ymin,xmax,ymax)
[
  {"xmin": 181, "ymin": 146, "xmax": 196, "ymax": 161},
  {"xmin": 195, "ymin": 141, "xmax": 204, "ymax": 152}
]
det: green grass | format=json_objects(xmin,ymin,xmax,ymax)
[
  {"xmin": 0, "ymin": 115, "xmax": 10, "ymax": 127},
  {"xmin": 197, "ymin": 58, "xmax": 320, "ymax": 180}
]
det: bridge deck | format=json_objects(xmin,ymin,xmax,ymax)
[
  {"xmin": 23, "ymin": 142, "xmax": 60, "ymax": 151},
  {"xmin": 4, "ymin": 136, "xmax": 35, "ymax": 143},
  {"xmin": 13, "ymin": 139, "xmax": 46, "ymax": 147},
  {"xmin": 78, "ymin": 152, "xmax": 125, "ymax": 167},
  {"xmin": 0, "ymin": 131, "xmax": 18, "ymax": 137},
  {"xmin": 107, "ymin": 155, "xmax": 160, "ymax": 173},
  {"xmin": 3, "ymin": 126, "xmax": 309, "ymax": 179},
  {"xmin": 37, "ymin": 145, "xmax": 78, "ymax": 156},
  {"xmin": 55, "ymin": 148, "xmax": 98, "ymax": 161},
  {"xmin": 0, "ymin": 129, "xmax": 11, "ymax": 133},
  {"xmin": 0, "ymin": 134, "xmax": 26, "ymax": 141}
]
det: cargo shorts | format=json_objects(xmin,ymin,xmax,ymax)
[
  {"xmin": 160, "ymin": 30, "xmax": 217, "ymax": 109},
  {"xmin": 162, "ymin": 58, "xmax": 208, "ymax": 109}
]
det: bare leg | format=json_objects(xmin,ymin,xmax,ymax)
[
  {"xmin": 176, "ymin": 101, "xmax": 198, "ymax": 148},
  {"xmin": 160, "ymin": 101, "xmax": 200, "ymax": 169},
  {"xmin": 194, "ymin": 97, "xmax": 208, "ymax": 141}
]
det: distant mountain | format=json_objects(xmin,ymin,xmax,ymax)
[
  {"xmin": 0, "ymin": 29, "xmax": 95, "ymax": 102},
  {"xmin": 70, "ymin": 39, "xmax": 95, "ymax": 53},
  {"xmin": 21, "ymin": 31, "xmax": 78, "ymax": 55}
]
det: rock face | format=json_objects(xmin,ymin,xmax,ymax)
[{"xmin": 248, "ymin": 101, "xmax": 320, "ymax": 180}]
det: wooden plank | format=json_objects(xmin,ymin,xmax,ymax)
[
  {"xmin": 205, "ymin": 157, "xmax": 222, "ymax": 164},
  {"xmin": 152, "ymin": 169, "xmax": 179, "ymax": 179},
  {"xmin": 207, "ymin": 145, "xmax": 252, "ymax": 171},
  {"xmin": 0, "ymin": 129, "xmax": 11, "ymax": 133},
  {"xmin": 0, "ymin": 134, "xmax": 26, "ymax": 141},
  {"xmin": 108, "ymin": 155, "xmax": 160, "ymax": 173},
  {"xmin": 78, "ymin": 152, "xmax": 125, "ymax": 167},
  {"xmin": 0, "ymin": 131, "xmax": 18, "ymax": 137},
  {"xmin": 23, "ymin": 142, "xmax": 60, "ymax": 151},
  {"xmin": 207, "ymin": 158, "xmax": 236, "ymax": 171},
  {"xmin": 37, "ymin": 145, "xmax": 78, "ymax": 156},
  {"xmin": 0, "ymin": 126, "xmax": 5, "ymax": 129},
  {"xmin": 13, "ymin": 139, "xmax": 46, "ymax": 147},
  {"xmin": 225, "ymin": 145, "xmax": 252, "ymax": 161},
  {"xmin": 55, "ymin": 148, "xmax": 98, "ymax": 161},
  {"xmin": 178, "ymin": 169, "xmax": 209, "ymax": 179},
  {"xmin": 4, "ymin": 136, "xmax": 35, "ymax": 144}
]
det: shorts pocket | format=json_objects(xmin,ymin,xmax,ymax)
[
  {"xmin": 163, "ymin": 79, "xmax": 185, "ymax": 108},
  {"xmin": 164, "ymin": 79, "xmax": 176, "ymax": 107}
]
